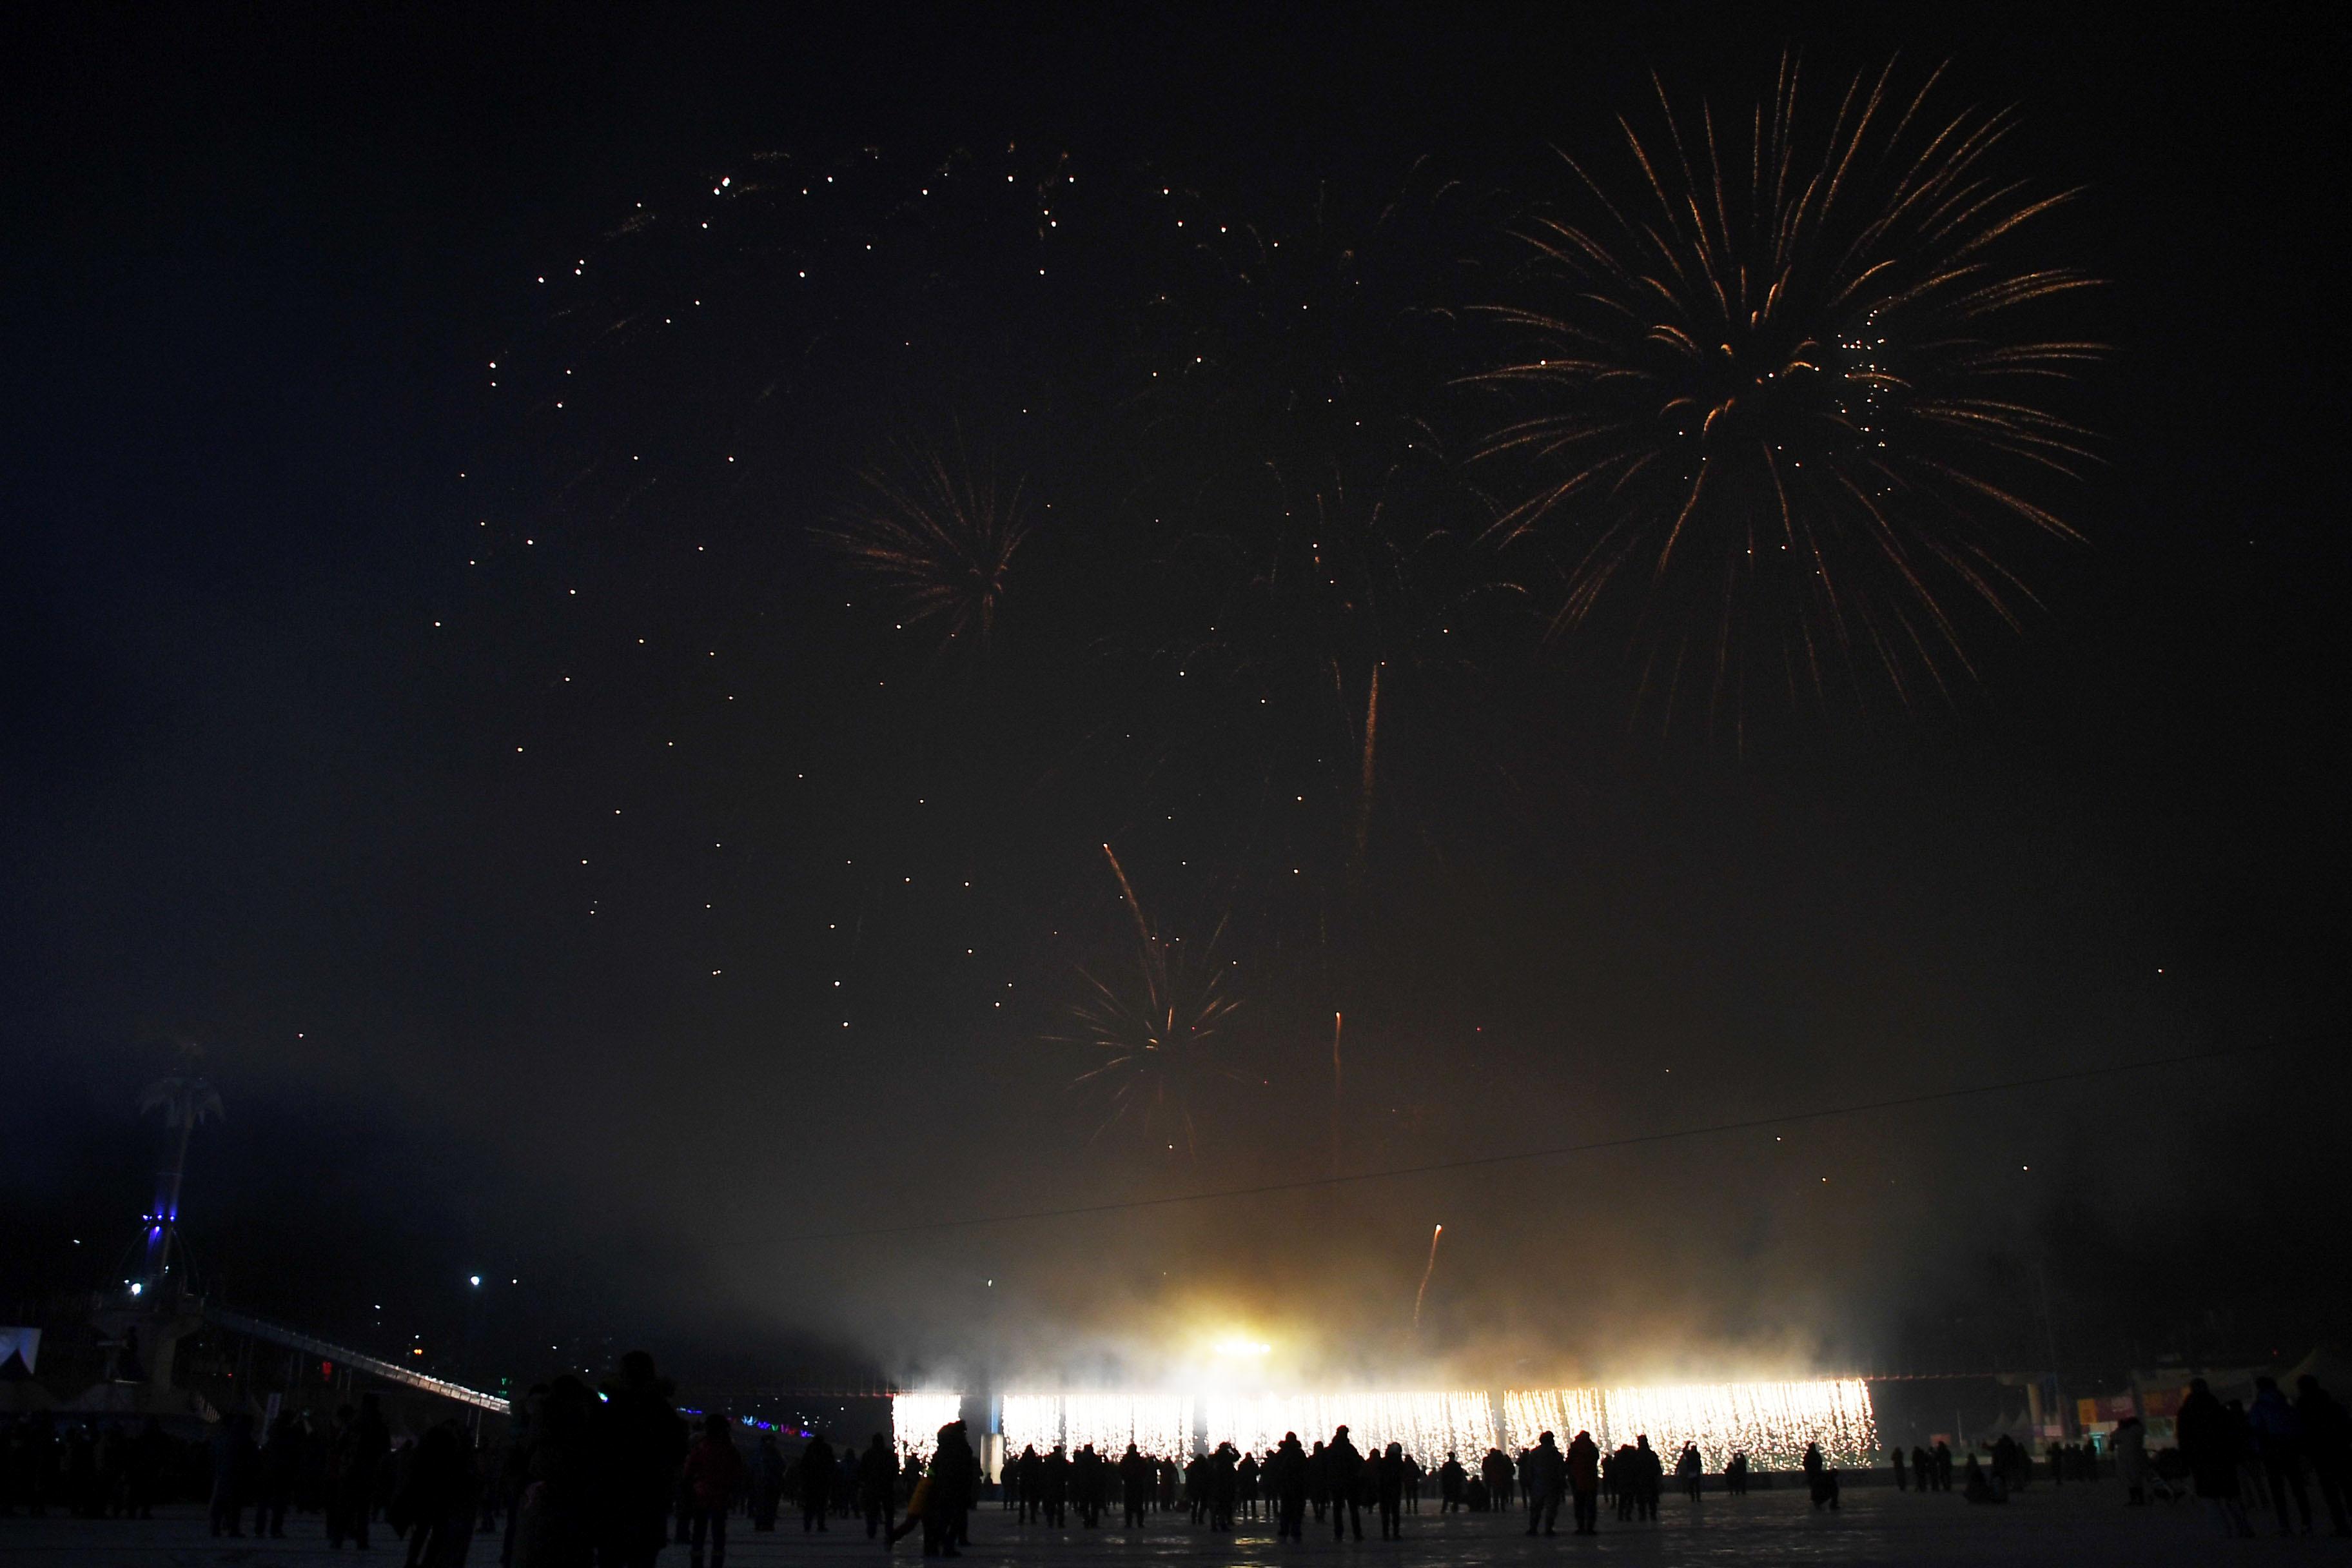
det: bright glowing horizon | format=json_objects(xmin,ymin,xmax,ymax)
[{"xmin": 894, "ymin": 1379, "xmax": 1877, "ymax": 1469}]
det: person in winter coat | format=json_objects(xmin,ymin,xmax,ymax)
[
  {"xmin": 1519, "ymin": 1432, "xmax": 1565, "ymax": 1537},
  {"xmin": 858, "ymin": 1433, "xmax": 897, "ymax": 1538},
  {"xmin": 1799, "ymin": 1441, "xmax": 1839, "ymax": 1511},
  {"xmin": 2249, "ymin": 1376, "xmax": 2313, "ymax": 1535},
  {"xmin": 2177, "ymin": 1378, "xmax": 2255, "ymax": 1538},
  {"xmin": 1267, "ymin": 1433, "xmax": 1308, "ymax": 1542},
  {"xmin": 748, "ymin": 1433, "xmax": 784, "ymax": 1533},
  {"xmin": 2296, "ymin": 1376, "xmax": 2351, "ymax": 1537},
  {"xmin": 796, "ymin": 1433, "xmax": 834, "ymax": 1533},
  {"xmin": 1374, "ymin": 1443, "xmax": 1406, "ymax": 1540},
  {"xmin": 1117, "ymin": 1442, "xmax": 1154, "ymax": 1530},
  {"xmin": 596, "ymin": 1353, "xmax": 689, "ymax": 1568},
  {"xmin": 1632, "ymin": 1436, "xmax": 1665, "ymax": 1520},
  {"xmin": 680, "ymin": 1415, "xmax": 748, "ymax": 1568},
  {"xmin": 208, "ymin": 1413, "xmax": 257, "ymax": 1538},
  {"xmin": 513, "ymin": 1375, "xmax": 600, "ymax": 1568},
  {"xmin": 2112, "ymin": 1416, "xmax": 2150, "ymax": 1504},
  {"xmin": 1436, "ymin": 1451, "xmax": 1465, "ymax": 1512},
  {"xmin": 1676, "ymin": 1442, "xmax": 1703, "ymax": 1505},
  {"xmin": 1565, "ymin": 1431, "xmax": 1600, "ymax": 1535},
  {"xmin": 1323, "ymin": 1426, "xmax": 1364, "ymax": 1542}
]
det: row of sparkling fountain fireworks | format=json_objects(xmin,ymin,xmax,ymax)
[{"xmin": 892, "ymin": 1381, "xmax": 1878, "ymax": 1471}]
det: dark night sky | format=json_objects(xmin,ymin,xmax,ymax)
[{"xmin": 1, "ymin": 4, "xmax": 2344, "ymax": 1393}]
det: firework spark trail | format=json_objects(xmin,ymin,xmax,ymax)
[
  {"xmin": 1101, "ymin": 842, "xmax": 1153, "ymax": 950},
  {"xmin": 1473, "ymin": 54, "xmax": 2103, "ymax": 716},
  {"xmin": 1052, "ymin": 846, "xmax": 1241, "ymax": 1154},
  {"xmin": 1353, "ymin": 660, "xmax": 1380, "ymax": 863},
  {"xmin": 1329, "ymin": 1011, "xmax": 1344, "ymax": 1179},
  {"xmin": 1411, "ymin": 1222, "xmax": 1443, "ymax": 1328},
  {"xmin": 816, "ymin": 433, "xmax": 1031, "ymax": 647}
]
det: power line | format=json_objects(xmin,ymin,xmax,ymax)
[{"xmin": 776, "ymin": 1035, "xmax": 2309, "ymax": 1244}]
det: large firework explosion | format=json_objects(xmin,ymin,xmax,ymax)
[
  {"xmin": 1473, "ymin": 56, "xmax": 2103, "ymax": 719},
  {"xmin": 448, "ymin": 63, "xmax": 2101, "ymax": 1162}
]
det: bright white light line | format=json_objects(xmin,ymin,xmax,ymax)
[
  {"xmin": 889, "ymin": 1391, "xmax": 963, "ymax": 1459},
  {"xmin": 1504, "ymin": 1380, "xmax": 1879, "ymax": 1471},
  {"xmin": 1203, "ymin": 1392, "xmax": 1497, "ymax": 1467},
  {"xmin": 966, "ymin": 1380, "xmax": 1877, "ymax": 1469}
]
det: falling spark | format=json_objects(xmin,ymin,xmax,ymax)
[
  {"xmin": 1329, "ymin": 1010, "xmax": 1344, "ymax": 1179},
  {"xmin": 1412, "ymin": 1222, "xmax": 1444, "ymax": 1328}
]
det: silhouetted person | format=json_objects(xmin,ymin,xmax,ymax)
[
  {"xmin": 1118, "ymin": 1442, "xmax": 1153, "ymax": 1529},
  {"xmin": 680, "ymin": 1414, "xmax": 747, "ymax": 1568},
  {"xmin": 1909, "ymin": 1444, "xmax": 1931, "ymax": 1496},
  {"xmin": 1676, "ymin": 1442, "xmax": 1702, "ymax": 1505},
  {"xmin": 209, "ymin": 1411, "xmax": 255, "ymax": 1537},
  {"xmin": 597, "ymin": 1351, "xmax": 689, "ymax": 1568},
  {"xmin": 1520, "ymin": 1432, "xmax": 1564, "ymax": 1536},
  {"xmin": 1010, "ymin": 1444, "xmax": 1037, "ymax": 1524},
  {"xmin": 1237, "ymin": 1448, "xmax": 1260, "ymax": 1520},
  {"xmin": 1963, "ymin": 1455, "xmax": 2003, "ymax": 1503},
  {"xmin": 331, "ymin": 1396, "xmax": 391, "ymax": 1550},
  {"xmin": 798, "ymin": 1433, "xmax": 835, "ymax": 1533},
  {"xmin": 2112, "ymin": 1416, "xmax": 2149, "ymax": 1504},
  {"xmin": 2178, "ymin": 1377, "xmax": 2254, "ymax": 1538},
  {"xmin": 257, "ymin": 1411, "xmax": 301, "ymax": 1536},
  {"xmin": 1436, "ymin": 1450, "xmax": 1465, "ymax": 1513},
  {"xmin": 1480, "ymin": 1446, "xmax": 1510, "ymax": 1513},
  {"xmin": 1632, "ymin": 1435, "xmax": 1663, "ymax": 1520},
  {"xmin": 746, "ymin": 1433, "xmax": 782, "ymax": 1533},
  {"xmin": 1266, "ymin": 1433, "xmax": 1306, "ymax": 1542},
  {"xmin": 1074, "ymin": 1443, "xmax": 1104, "ymax": 1527},
  {"xmin": 1043, "ymin": 1443, "xmax": 1069, "ymax": 1527},
  {"xmin": 1324, "ymin": 1426, "xmax": 1363, "ymax": 1541},
  {"xmin": 858, "ymin": 1433, "xmax": 896, "ymax": 1538},
  {"xmin": 1566, "ymin": 1431, "xmax": 1600, "ymax": 1534},
  {"xmin": 1374, "ymin": 1442, "xmax": 1406, "ymax": 1539},
  {"xmin": 1801, "ymin": 1441, "xmax": 1839, "ymax": 1511},
  {"xmin": 922, "ymin": 1421, "xmax": 978, "ymax": 1557},
  {"xmin": 1934, "ymin": 1440, "xmax": 1953, "ymax": 1491},
  {"xmin": 2296, "ymin": 1376, "xmax": 2351, "ymax": 1536},
  {"xmin": 2249, "ymin": 1375, "xmax": 2313, "ymax": 1535},
  {"xmin": 402, "ymin": 1418, "xmax": 481, "ymax": 1568},
  {"xmin": 1208, "ymin": 1442, "xmax": 1239, "ymax": 1530},
  {"xmin": 1890, "ymin": 1444, "xmax": 1908, "ymax": 1492}
]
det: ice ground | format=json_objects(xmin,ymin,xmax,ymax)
[{"xmin": 0, "ymin": 1487, "xmax": 2338, "ymax": 1568}]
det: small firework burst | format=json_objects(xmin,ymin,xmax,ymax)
[
  {"xmin": 1475, "ymin": 55, "xmax": 2104, "ymax": 716},
  {"xmin": 1052, "ymin": 845, "xmax": 1242, "ymax": 1155},
  {"xmin": 818, "ymin": 433, "xmax": 1032, "ymax": 646}
]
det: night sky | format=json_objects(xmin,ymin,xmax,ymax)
[{"xmin": 3, "ymin": 5, "xmax": 2343, "ymax": 1394}]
